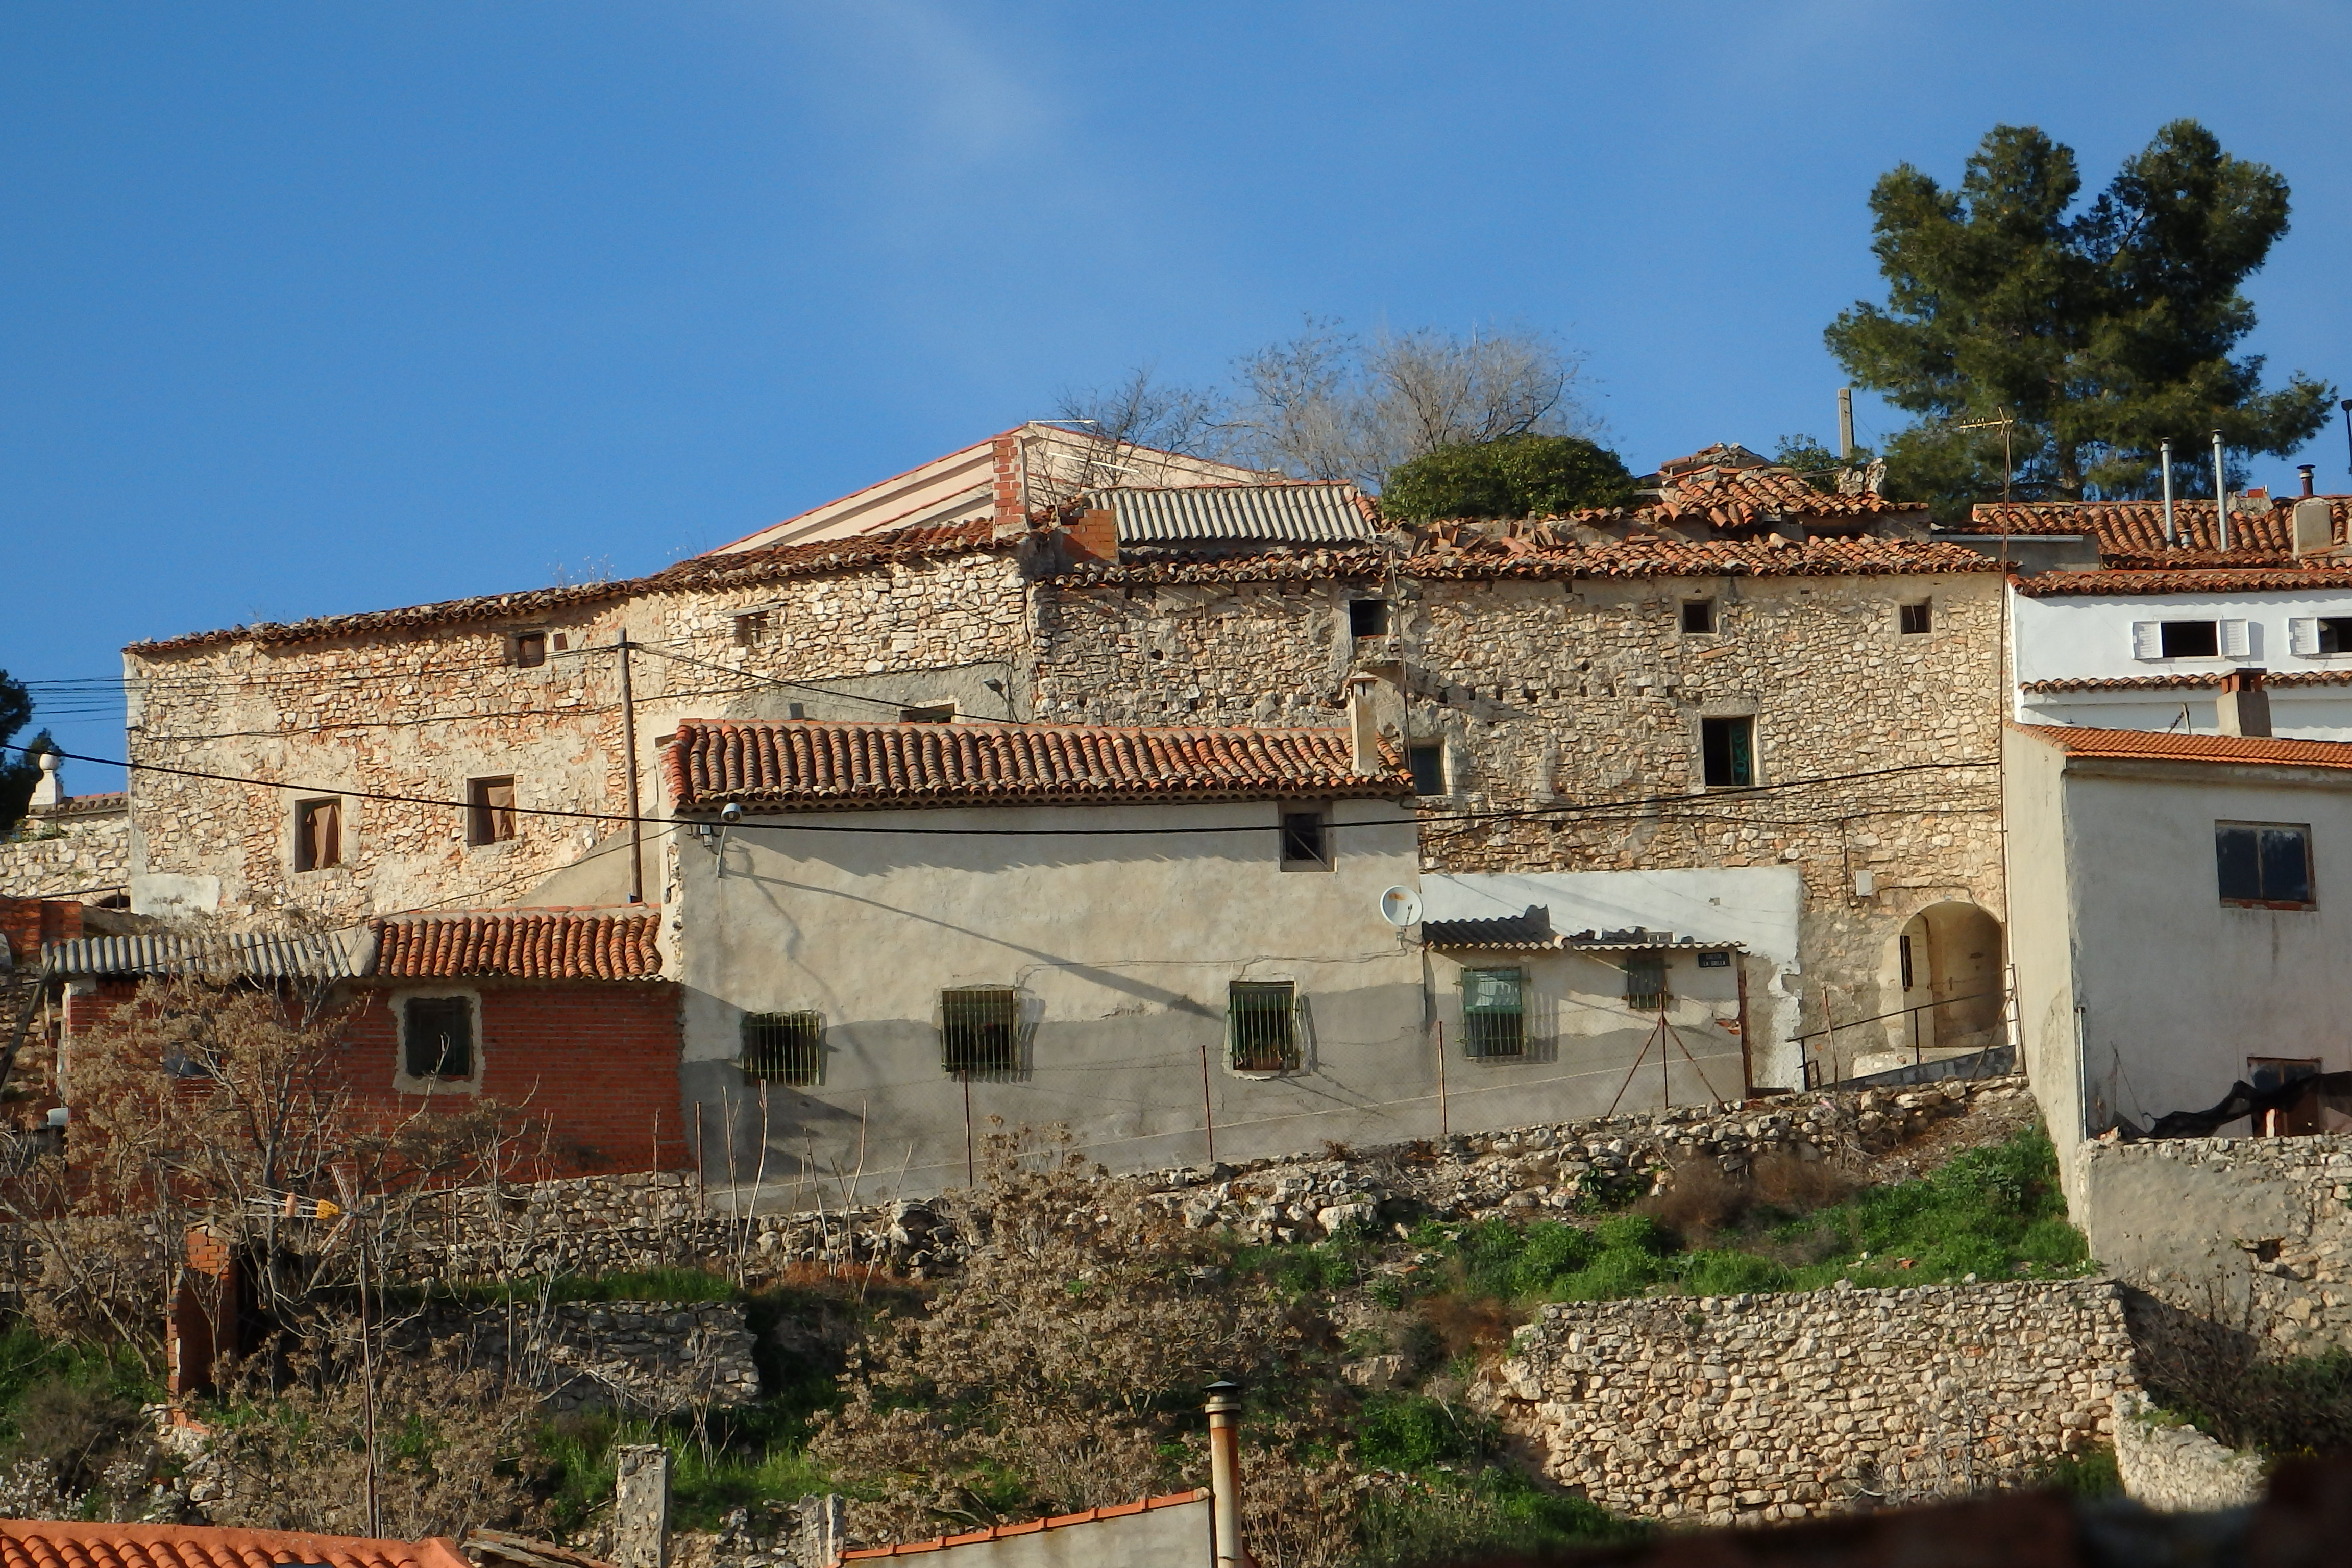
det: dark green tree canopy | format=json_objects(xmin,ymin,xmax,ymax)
[
  {"xmin": 0, "ymin": 673, "xmax": 41, "ymax": 839},
  {"xmin": 1826, "ymin": 120, "xmax": 2334, "ymax": 512},
  {"xmin": 1380, "ymin": 434, "xmax": 1634, "ymax": 521}
]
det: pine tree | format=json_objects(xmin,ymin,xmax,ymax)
[{"xmin": 1826, "ymin": 121, "xmax": 2334, "ymax": 513}]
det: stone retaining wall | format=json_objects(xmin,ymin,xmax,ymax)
[
  {"xmin": 2110, "ymin": 1391, "xmax": 2265, "ymax": 1512},
  {"xmin": 0, "ymin": 813, "xmax": 129, "ymax": 902},
  {"xmin": 1482, "ymin": 1279, "xmax": 2136, "ymax": 1525},
  {"xmin": 2077, "ymin": 1134, "xmax": 2352, "ymax": 1353}
]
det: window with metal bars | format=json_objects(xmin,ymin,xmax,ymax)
[
  {"xmin": 1228, "ymin": 981, "xmax": 1300, "ymax": 1072},
  {"xmin": 741, "ymin": 1011, "xmax": 823, "ymax": 1085},
  {"xmin": 941, "ymin": 987, "xmax": 1019, "ymax": 1075},
  {"xmin": 1459, "ymin": 968, "xmax": 1526, "ymax": 1058},
  {"xmin": 402, "ymin": 997, "xmax": 475, "ymax": 1082},
  {"xmin": 1622, "ymin": 954, "xmax": 1668, "ymax": 1014}
]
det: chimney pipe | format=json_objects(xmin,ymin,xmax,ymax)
[
  {"xmin": 1346, "ymin": 674, "xmax": 1381, "ymax": 776},
  {"xmin": 2300, "ymin": 464, "xmax": 2317, "ymax": 498},
  {"xmin": 2161, "ymin": 438, "xmax": 2175, "ymax": 544},
  {"xmin": 1206, "ymin": 1380, "xmax": 1245, "ymax": 1568},
  {"xmin": 2213, "ymin": 430, "xmax": 2231, "ymax": 552},
  {"xmin": 2216, "ymin": 668, "xmax": 2272, "ymax": 739}
]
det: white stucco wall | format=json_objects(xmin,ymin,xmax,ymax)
[
  {"xmin": 2013, "ymin": 587, "xmax": 2352, "ymax": 739},
  {"xmin": 2004, "ymin": 732, "xmax": 2352, "ymax": 1187},
  {"xmin": 1420, "ymin": 868, "xmax": 1804, "ymax": 1088}
]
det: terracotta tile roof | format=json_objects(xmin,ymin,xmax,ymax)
[
  {"xmin": 2021, "ymin": 670, "xmax": 2352, "ymax": 694},
  {"xmin": 838, "ymin": 1490, "xmax": 1208, "ymax": 1559},
  {"xmin": 1051, "ymin": 536, "xmax": 1995, "ymax": 587},
  {"xmin": 664, "ymin": 719, "xmax": 1409, "ymax": 812},
  {"xmin": 1645, "ymin": 453, "xmax": 1925, "ymax": 528},
  {"xmin": 368, "ymin": 907, "xmax": 663, "ymax": 979},
  {"xmin": 128, "ymin": 523, "xmax": 1010, "ymax": 655},
  {"xmin": 0, "ymin": 1520, "xmax": 471, "ymax": 1568},
  {"xmin": 2012, "ymin": 723, "xmax": 2352, "ymax": 770},
  {"xmin": 2011, "ymin": 565, "xmax": 2352, "ymax": 597},
  {"xmin": 1956, "ymin": 499, "xmax": 2352, "ymax": 561}
]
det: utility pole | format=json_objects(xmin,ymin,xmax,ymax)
[
  {"xmin": 1836, "ymin": 387, "xmax": 1855, "ymax": 460},
  {"xmin": 618, "ymin": 630, "xmax": 644, "ymax": 905}
]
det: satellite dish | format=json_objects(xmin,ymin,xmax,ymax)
[{"xmin": 1378, "ymin": 886, "xmax": 1423, "ymax": 928}]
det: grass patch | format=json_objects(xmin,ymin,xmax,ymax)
[
  {"xmin": 1358, "ymin": 1467, "xmax": 1644, "ymax": 1564},
  {"xmin": 542, "ymin": 1413, "xmax": 832, "ymax": 1533},
  {"xmin": 2030, "ymin": 1443, "xmax": 2122, "ymax": 1498}
]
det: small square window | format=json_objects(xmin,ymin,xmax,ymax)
[
  {"xmin": 468, "ymin": 777, "xmax": 519, "ymax": 845},
  {"xmin": 733, "ymin": 612, "xmax": 770, "ymax": 648},
  {"xmin": 2161, "ymin": 621, "xmax": 2220, "ymax": 658},
  {"xmin": 941, "ymin": 987, "xmax": 1018, "ymax": 1075},
  {"xmin": 1681, "ymin": 599, "xmax": 1716, "ymax": 634},
  {"xmin": 1280, "ymin": 810, "xmax": 1331, "ymax": 870},
  {"xmin": 900, "ymin": 704, "xmax": 955, "ymax": 723},
  {"xmin": 1623, "ymin": 954, "xmax": 1669, "ymax": 1014},
  {"xmin": 1228, "ymin": 981, "xmax": 1299, "ymax": 1072},
  {"xmin": 403, "ymin": 997, "xmax": 475, "ymax": 1082},
  {"xmin": 1349, "ymin": 599, "xmax": 1391, "ymax": 638},
  {"xmin": 294, "ymin": 797, "xmax": 342, "ymax": 872},
  {"xmin": 2216, "ymin": 822, "xmax": 2313, "ymax": 908},
  {"xmin": 1407, "ymin": 742, "xmax": 1448, "ymax": 796},
  {"xmin": 1460, "ymin": 968, "xmax": 1525, "ymax": 1058},
  {"xmin": 2321, "ymin": 618, "xmax": 2352, "ymax": 655},
  {"xmin": 511, "ymin": 632, "xmax": 547, "ymax": 668},
  {"xmin": 1700, "ymin": 717, "xmax": 1754, "ymax": 788},
  {"xmin": 552, "ymin": 632, "xmax": 569, "ymax": 652},
  {"xmin": 1899, "ymin": 600, "xmax": 1932, "ymax": 634},
  {"xmin": 742, "ymin": 1011, "xmax": 822, "ymax": 1085}
]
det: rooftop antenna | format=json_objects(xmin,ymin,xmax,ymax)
[
  {"xmin": 2161, "ymin": 437, "xmax": 2176, "ymax": 544},
  {"xmin": 1957, "ymin": 412, "xmax": 2017, "ymax": 503}
]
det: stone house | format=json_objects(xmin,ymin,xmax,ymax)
[{"xmin": 0, "ymin": 752, "xmax": 131, "ymax": 903}]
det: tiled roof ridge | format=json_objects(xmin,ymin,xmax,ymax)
[
  {"xmin": 2013, "ymin": 565, "xmax": 2352, "ymax": 596},
  {"xmin": 2022, "ymin": 670, "xmax": 2352, "ymax": 693},
  {"xmin": 2011, "ymin": 723, "xmax": 2352, "ymax": 769},
  {"xmin": 127, "ymin": 522, "xmax": 1010, "ymax": 656},
  {"xmin": 1953, "ymin": 497, "xmax": 2352, "ymax": 562},
  {"xmin": 0, "ymin": 1518, "xmax": 472, "ymax": 1568},
  {"xmin": 1051, "ymin": 536, "xmax": 1995, "ymax": 586},
  {"xmin": 367, "ymin": 905, "xmax": 664, "ymax": 981},
  {"xmin": 664, "ymin": 716, "xmax": 1410, "ymax": 812},
  {"xmin": 838, "ymin": 1489, "xmax": 1210, "ymax": 1559}
]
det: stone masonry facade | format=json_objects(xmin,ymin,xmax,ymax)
[
  {"xmin": 1482, "ymin": 1279, "xmax": 2136, "ymax": 1525},
  {"xmin": 0, "ymin": 808, "xmax": 130, "ymax": 903}
]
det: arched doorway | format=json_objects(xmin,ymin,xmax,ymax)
[{"xmin": 1894, "ymin": 902, "xmax": 2005, "ymax": 1057}]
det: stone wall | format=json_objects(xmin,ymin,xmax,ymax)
[
  {"xmin": 0, "ymin": 811, "xmax": 129, "ymax": 903},
  {"xmin": 2076, "ymin": 1134, "xmax": 2352, "ymax": 1353},
  {"xmin": 2111, "ymin": 1391, "xmax": 2266, "ymax": 1512},
  {"xmin": 1482, "ymin": 1279, "xmax": 2136, "ymax": 1525},
  {"xmin": 420, "ymin": 1299, "xmax": 758, "ymax": 1416},
  {"xmin": 1032, "ymin": 566, "xmax": 2008, "ymax": 1083}
]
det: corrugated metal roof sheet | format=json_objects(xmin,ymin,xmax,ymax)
[
  {"xmin": 1091, "ymin": 484, "xmax": 1374, "ymax": 544},
  {"xmin": 44, "ymin": 930, "xmax": 356, "ymax": 980}
]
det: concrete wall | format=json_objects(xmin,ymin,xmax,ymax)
[
  {"xmin": 2001, "ymin": 730, "xmax": 2085, "ymax": 1173},
  {"xmin": 1483, "ymin": 1281, "xmax": 2137, "ymax": 1526},
  {"xmin": 843, "ymin": 1494, "xmax": 1209, "ymax": 1568},
  {"xmin": 2005, "ymin": 733, "xmax": 2352, "ymax": 1153},
  {"xmin": 674, "ymin": 797, "xmax": 1441, "ymax": 1199}
]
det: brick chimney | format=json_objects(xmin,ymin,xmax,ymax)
[{"xmin": 2217, "ymin": 668, "xmax": 2272, "ymax": 738}]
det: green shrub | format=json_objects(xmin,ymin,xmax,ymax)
[
  {"xmin": 1354, "ymin": 1394, "xmax": 1492, "ymax": 1469},
  {"xmin": 1357, "ymin": 1467, "xmax": 1644, "ymax": 1565},
  {"xmin": 1381, "ymin": 435, "xmax": 1635, "ymax": 521}
]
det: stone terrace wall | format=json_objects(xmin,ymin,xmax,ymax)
[
  {"xmin": 2077, "ymin": 1134, "xmax": 2352, "ymax": 1354},
  {"xmin": 2111, "ymin": 1391, "xmax": 2266, "ymax": 1512},
  {"xmin": 0, "ymin": 813, "xmax": 129, "ymax": 902},
  {"xmin": 1483, "ymin": 1279, "xmax": 2136, "ymax": 1525},
  {"xmin": 1032, "ymin": 568, "xmax": 2007, "ymax": 1083}
]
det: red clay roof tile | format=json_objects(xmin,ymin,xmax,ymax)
[
  {"xmin": 2012, "ymin": 724, "xmax": 2352, "ymax": 770},
  {"xmin": 664, "ymin": 720, "xmax": 1408, "ymax": 813},
  {"xmin": 0, "ymin": 1522, "xmax": 469, "ymax": 1568},
  {"xmin": 368, "ymin": 907, "xmax": 662, "ymax": 980},
  {"xmin": 837, "ymin": 1491, "xmax": 1209, "ymax": 1560},
  {"xmin": 1054, "ymin": 536, "xmax": 1993, "ymax": 587},
  {"xmin": 2021, "ymin": 670, "xmax": 2352, "ymax": 693},
  {"xmin": 1957, "ymin": 499, "xmax": 2352, "ymax": 562},
  {"xmin": 2011, "ymin": 565, "xmax": 2352, "ymax": 596}
]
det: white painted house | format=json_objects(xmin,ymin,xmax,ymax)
[
  {"xmin": 2004, "ymin": 723, "xmax": 2352, "ymax": 1195},
  {"xmin": 2011, "ymin": 566, "xmax": 2352, "ymax": 739}
]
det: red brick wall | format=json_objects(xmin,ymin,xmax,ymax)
[
  {"xmin": 63, "ymin": 978, "xmax": 685, "ymax": 1177},
  {"xmin": 0, "ymin": 898, "xmax": 82, "ymax": 968}
]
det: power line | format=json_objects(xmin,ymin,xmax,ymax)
[{"xmin": 0, "ymin": 737, "xmax": 1996, "ymax": 842}]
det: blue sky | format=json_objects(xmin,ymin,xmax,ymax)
[{"xmin": 8, "ymin": 2, "xmax": 2352, "ymax": 783}]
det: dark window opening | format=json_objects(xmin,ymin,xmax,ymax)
[
  {"xmin": 2217, "ymin": 822, "xmax": 2313, "ymax": 907},
  {"xmin": 403, "ymin": 998, "xmax": 474, "ymax": 1082},
  {"xmin": 2248, "ymin": 1057, "xmax": 2324, "ymax": 1135},
  {"xmin": 467, "ymin": 777, "xmax": 519, "ymax": 845},
  {"xmin": 1349, "ymin": 599, "xmax": 1391, "ymax": 638},
  {"xmin": 552, "ymin": 632, "xmax": 568, "ymax": 652},
  {"xmin": 900, "ymin": 704, "xmax": 955, "ymax": 723},
  {"xmin": 1681, "ymin": 599, "xmax": 1716, "ymax": 634},
  {"xmin": 2162, "ymin": 620, "xmax": 2220, "ymax": 658},
  {"xmin": 1624, "ymin": 954, "xmax": 1669, "ymax": 1014},
  {"xmin": 742, "ymin": 1011, "xmax": 823, "ymax": 1085},
  {"xmin": 1900, "ymin": 601, "xmax": 1932, "ymax": 635},
  {"xmin": 295, "ymin": 798, "xmax": 342, "ymax": 872},
  {"xmin": 787, "ymin": 702, "xmax": 806, "ymax": 720},
  {"xmin": 1461, "ymin": 968, "xmax": 1525, "ymax": 1058},
  {"xmin": 2322, "ymin": 618, "xmax": 2352, "ymax": 654},
  {"xmin": 512, "ymin": 633, "xmax": 547, "ymax": 668},
  {"xmin": 1280, "ymin": 811, "xmax": 1331, "ymax": 869},
  {"xmin": 1407, "ymin": 742, "xmax": 1448, "ymax": 796},
  {"xmin": 733, "ymin": 612, "xmax": 770, "ymax": 647},
  {"xmin": 1700, "ymin": 717, "xmax": 1755, "ymax": 788},
  {"xmin": 941, "ymin": 988, "xmax": 1018, "ymax": 1075},
  {"xmin": 1229, "ymin": 981, "xmax": 1300, "ymax": 1072},
  {"xmin": 1899, "ymin": 934, "xmax": 1916, "ymax": 991}
]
